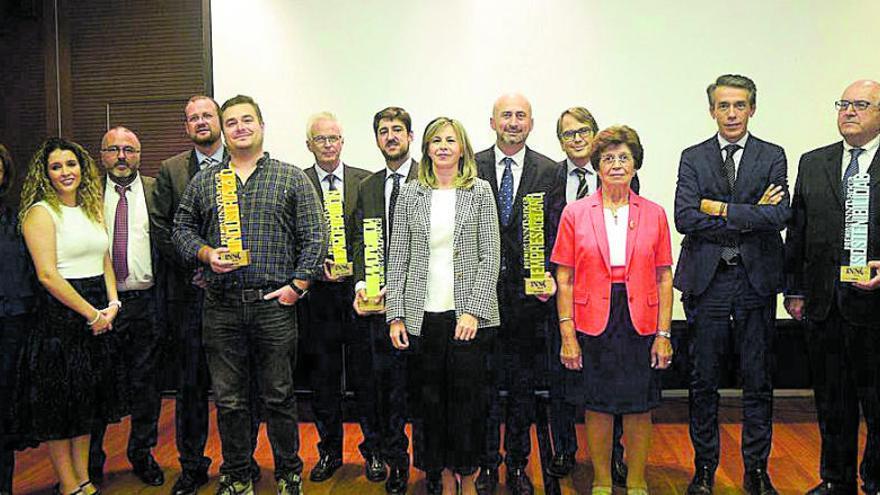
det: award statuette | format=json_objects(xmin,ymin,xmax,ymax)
[
  {"xmin": 324, "ymin": 189, "xmax": 353, "ymax": 277},
  {"xmin": 361, "ymin": 217, "xmax": 385, "ymax": 311},
  {"xmin": 523, "ymin": 192, "xmax": 551, "ymax": 294},
  {"xmin": 215, "ymin": 168, "xmax": 250, "ymax": 266},
  {"xmin": 841, "ymin": 173, "xmax": 871, "ymax": 283}
]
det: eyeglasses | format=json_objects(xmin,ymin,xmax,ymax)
[
  {"xmin": 560, "ymin": 127, "xmax": 594, "ymax": 142},
  {"xmin": 311, "ymin": 135, "xmax": 341, "ymax": 145},
  {"xmin": 101, "ymin": 146, "xmax": 140, "ymax": 155},
  {"xmin": 186, "ymin": 113, "xmax": 216, "ymax": 124},
  {"xmin": 835, "ymin": 100, "xmax": 878, "ymax": 112},
  {"xmin": 600, "ymin": 153, "xmax": 632, "ymax": 166}
]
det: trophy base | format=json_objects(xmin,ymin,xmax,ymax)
[
  {"xmin": 329, "ymin": 262, "xmax": 353, "ymax": 278},
  {"xmin": 219, "ymin": 249, "xmax": 250, "ymax": 267},
  {"xmin": 841, "ymin": 265, "xmax": 871, "ymax": 283},
  {"xmin": 525, "ymin": 277, "xmax": 551, "ymax": 295},
  {"xmin": 361, "ymin": 297, "xmax": 385, "ymax": 312}
]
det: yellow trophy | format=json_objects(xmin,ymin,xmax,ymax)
[
  {"xmin": 324, "ymin": 189, "xmax": 353, "ymax": 277},
  {"xmin": 523, "ymin": 192, "xmax": 551, "ymax": 294},
  {"xmin": 361, "ymin": 217, "xmax": 385, "ymax": 311},
  {"xmin": 215, "ymin": 168, "xmax": 250, "ymax": 266}
]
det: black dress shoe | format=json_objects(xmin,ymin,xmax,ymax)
[
  {"xmin": 686, "ymin": 466, "xmax": 714, "ymax": 495},
  {"xmin": 805, "ymin": 481, "xmax": 858, "ymax": 495},
  {"xmin": 131, "ymin": 454, "xmax": 165, "ymax": 486},
  {"xmin": 743, "ymin": 468, "xmax": 777, "ymax": 495},
  {"xmin": 385, "ymin": 465, "xmax": 408, "ymax": 494},
  {"xmin": 365, "ymin": 453, "xmax": 388, "ymax": 482},
  {"xmin": 426, "ymin": 470, "xmax": 442, "ymax": 495},
  {"xmin": 507, "ymin": 468, "xmax": 534, "ymax": 495},
  {"xmin": 546, "ymin": 452, "xmax": 575, "ymax": 478},
  {"xmin": 611, "ymin": 457, "xmax": 628, "ymax": 487},
  {"xmin": 171, "ymin": 470, "xmax": 209, "ymax": 495},
  {"xmin": 475, "ymin": 466, "xmax": 498, "ymax": 495},
  {"xmin": 309, "ymin": 453, "xmax": 343, "ymax": 482}
]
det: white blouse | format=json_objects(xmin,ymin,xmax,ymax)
[
  {"xmin": 33, "ymin": 201, "xmax": 108, "ymax": 278},
  {"xmin": 424, "ymin": 189, "xmax": 456, "ymax": 312},
  {"xmin": 604, "ymin": 205, "xmax": 629, "ymax": 267}
]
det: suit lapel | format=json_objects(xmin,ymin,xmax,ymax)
[
  {"xmin": 342, "ymin": 165, "xmax": 358, "ymax": 219},
  {"xmin": 453, "ymin": 187, "xmax": 472, "ymax": 242},
  {"xmin": 415, "ymin": 184, "xmax": 431, "ymax": 235},
  {"xmin": 187, "ymin": 150, "xmax": 199, "ymax": 179},
  {"xmin": 513, "ymin": 149, "xmax": 537, "ymax": 222},
  {"xmin": 405, "ymin": 158, "xmax": 419, "ymax": 182},
  {"xmin": 589, "ymin": 196, "xmax": 611, "ymax": 274},
  {"xmin": 823, "ymin": 143, "xmax": 845, "ymax": 207},
  {"xmin": 866, "ymin": 145, "xmax": 880, "ymax": 189},
  {"xmin": 478, "ymin": 149, "xmax": 499, "ymax": 199},
  {"xmin": 705, "ymin": 138, "xmax": 728, "ymax": 194},
  {"xmin": 733, "ymin": 138, "xmax": 760, "ymax": 198},
  {"xmin": 304, "ymin": 166, "xmax": 324, "ymax": 203},
  {"xmin": 625, "ymin": 192, "xmax": 641, "ymax": 274}
]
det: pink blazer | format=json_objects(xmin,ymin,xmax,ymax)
[{"xmin": 551, "ymin": 190, "xmax": 673, "ymax": 336}]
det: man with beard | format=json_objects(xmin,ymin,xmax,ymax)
[
  {"xmin": 174, "ymin": 94, "xmax": 326, "ymax": 495},
  {"xmin": 90, "ymin": 126, "xmax": 164, "ymax": 487},
  {"xmin": 351, "ymin": 106, "xmax": 419, "ymax": 494},
  {"xmin": 152, "ymin": 96, "xmax": 261, "ymax": 495},
  {"xmin": 298, "ymin": 112, "xmax": 383, "ymax": 485},
  {"xmin": 476, "ymin": 93, "xmax": 558, "ymax": 495}
]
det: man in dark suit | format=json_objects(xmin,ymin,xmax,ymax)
[
  {"xmin": 475, "ymin": 93, "xmax": 557, "ymax": 495},
  {"xmin": 90, "ymin": 126, "xmax": 165, "ymax": 487},
  {"xmin": 544, "ymin": 106, "xmax": 628, "ymax": 486},
  {"xmin": 785, "ymin": 79, "xmax": 880, "ymax": 495},
  {"xmin": 299, "ymin": 112, "xmax": 384, "ymax": 484},
  {"xmin": 351, "ymin": 107, "xmax": 418, "ymax": 495},
  {"xmin": 674, "ymin": 74, "xmax": 789, "ymax": 495},
  {"xmin": 152, "ymin": 96, "xmax": 261, "ymax": 495}
]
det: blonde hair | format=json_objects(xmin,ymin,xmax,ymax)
[
  {"xmin": 418, "ymin": 117, "xmax": 477, "ymax": 189},
  {"xmin": 306, "ymin": 111, "xmax": 342, "ymax": 141},
  {"xmin": 19, "ymin": 137, "xmax": 104, "ymax": 226}
]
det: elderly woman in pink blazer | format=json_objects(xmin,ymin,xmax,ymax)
[{"xmin": 551, "ymin": 125, "xmax": 673, "ymax": 495}]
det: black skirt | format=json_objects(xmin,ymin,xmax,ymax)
[
  {"xmin": 566, "ymin": 283, "xmax": 661, "ymax": 415},
  {"xmin": 11, "ymin": 276, "xmax": 129, "ymax": 445}
]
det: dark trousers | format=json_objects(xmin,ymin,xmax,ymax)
[
  {"xmin": 169, "ymin": 295, "xmax": 261, "ymax": 475},
  {"xmin": 0, "ymin": 314, "xmax": 29, "ymax": 492},
  {"xmin": 483, "ymin": 289, "xmax": 544, "ymax": 470},
  {"xmin": 368, "ymin": 315, "xmax": 409, "ymax": 468},
  {"xmin": 409, "ymin": 311, "xmax": 492, "ymax": 474},
  {"xmin": 299, "ymin": 282, "xmax": 379, "ymax": 460},
  {"xmin": 90, "ymin": 289, "xmax": 162, "ymax": 469},
  {"xmin": 807, "ymin": 301, "xmax": 880, "ymax": 486},
  {"xmin": 203, "ymin": 291, "xmax": 302, "ymax": 479},
  {"xmin": 685, "ymin": 262, "xmax": 776, "ymax": 473}
]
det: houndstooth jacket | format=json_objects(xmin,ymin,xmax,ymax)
[{"xmin": 385, "ymin": 178, "xmax": 501, "ymax": 336}]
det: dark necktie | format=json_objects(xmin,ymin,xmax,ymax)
[
  {"xmin": 325, "ymin": 174, "xmax": 338, "ymax": 191},
  {"xmin": 574, "ymin": 168, "xmax": 588, "ymax": 200},
  {"xmin": 721, "ymin": 144, "xmax": 741, "ymax": 263},
  {"xmin": 388, "ymin": 172, "xmax": 402, "ymax": 240},
  {"xmin": 842, "ymin": 148, "xmax": 864, "ymax": 198},
  {"xmin": 499, "ymin": 157, "xmax": 515, "ymax": 225},
  {"xmin": 112, "ymin": 184, "xmax": 130, "ymax": 282}
]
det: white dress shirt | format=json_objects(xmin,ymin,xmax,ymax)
[
  {"xmin": 604, "ymin": 206, "xmax": 629, "ymax": 267},
  {"xmin": 717, "ymin": 132, "xmax": 750, "ymax": 178},
  {"xmin": 385, "ymin": 158, "xmax": 413, "ymax": 220},
  {"xmin": 842, "ymin": 134, "xmax": 880, "ymax": 178},
  {"xmin": 566, "ymin": 158, "xmax": 595, "ymax": 204},
  {"xmin": 315, "ymin": 162, "xmax": 345, "ymax": 197},
  {"xmin": 195, "ymin": 146, "xmax": 224, "ymax": 170},
  {"xmin": 104, "ymin": 173, "xmax": 153, "ymax": 291},
  {"xmin": 494, "ymin": 145, "xmax": 527, "ymax": 198},
  {"xmin": 424, "ymin": 189, "xmax": 456, "ymax": 312}
]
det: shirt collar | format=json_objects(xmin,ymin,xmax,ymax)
[
  {"xmin": 195, "ymin": 146, "xmax": 225, "ymax": 167},
  {"xmin": 717, "ymin": 131, "xmax": 750, "ymax": 150},
  {"xmin": 843, "ymin": 133, "xmax": 880, "ymax": 155},
  {"xmin": 105, "ymin": 172, "xmax": 141, "ymax": 193},
  {"xmin": 494, "ymin": 144, "xmax": 527, "ymax": 168},
  {"xmin": 315, "ymin": 162, "xmax": 344, "ymax": 183},
  {"xmin": 387, "ymin": 157, "xmax": 412, "ymax": 181},
  {"xmin": 566, "ymin": 158, "xmax": 593, "ymax": 176}
]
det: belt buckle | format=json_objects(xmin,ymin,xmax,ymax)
[{"xmin": 241, "ymin": 289, "xmax": 263, "ymax": 303}]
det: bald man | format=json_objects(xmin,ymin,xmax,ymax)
[
  {"xmin": 785, "ymin": 79, "xmax": 880, "ymax": 495},
  {"xmin": 476, "ymin": 93, "xmax": 558, "ymax": 495},
  {"xmin": 89, "ymin": 127, "xmax": 165, "ymax": 487}
]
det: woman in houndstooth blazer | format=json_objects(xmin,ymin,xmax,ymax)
[{"xmin": 386, "ymin": 117, "xmax": 500, "ymax": 495}]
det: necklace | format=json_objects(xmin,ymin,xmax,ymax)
[{"xmin": 605, "ymin": 201, "xmax": 627, "ymax": 225}]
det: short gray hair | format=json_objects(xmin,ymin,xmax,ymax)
[{"xmin": 707, "ymin": 74, "xmax": 757, "ymax": 107}]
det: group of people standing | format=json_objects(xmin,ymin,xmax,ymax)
[{"xmin": 0, "ymin": 73, "xmax": 878, "ymax": 495}]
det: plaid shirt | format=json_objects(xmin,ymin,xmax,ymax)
[{"xmin": 172, "ymin": 153, "xmax": 327, "ymax": 290}]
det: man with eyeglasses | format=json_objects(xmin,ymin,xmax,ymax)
[
  {"xmin": 152, "ymin": 96, "xmax": 262, "ymax": 495},
  {"xmin": 299, "ymin": 112, "xmax": 384, "ymax": 484},
  {"xmin": 475, "ymin": 93, "xmax": 558, "ymax": 495},
  {"xmin": 543, "ymin": 107, "xmax": 633, "ymax": 485},
  {"xmin": 90, "ymin": 126, "xmax": 165, "ymax": 488},
  {"xmin": 673, "ymin": 74, "xmax": 790, "ymax": 495},
  {"xmin": 785, "ymin": 79, "xmax": 880, "ymax": 495}
]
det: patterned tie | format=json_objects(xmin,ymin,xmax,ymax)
[
  {"xmin": 112, "ymin": 184, "xmax": 130, "ymax": 282},
  {"xmin": 325, "ymin": 174, "xmax": 338, "ymax": 191},
  {"xmin": 200, "ymin": 157, "xmax": 215, "ymax": 170},
  {"xmin": 842, "ymin": 148, "xmax": 864, "ymax": 199},
  {"xmin": 574, "ymin": 168, "xmax": 589, "ymax": 200},
  {"xmin": 721, "ymin": 144, "xmax": 741, "ymax": 263},
  {"xmin": 388, "ymin": 172, "xmax": 402, "ymax": 239},
  {"xmin": 499, "ymin": 157, "xmax": 515, "ymax": 225}
]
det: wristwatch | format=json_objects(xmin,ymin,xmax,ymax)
[{"xmin": 290, "ymin": 283, "xmax": 308, "ymax": 298}]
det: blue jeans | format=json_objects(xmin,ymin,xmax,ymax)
[{"xmin": 203, "ymin": 291, "xmax": 302, "ymax": 479}]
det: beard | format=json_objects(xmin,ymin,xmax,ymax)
[
  {"xmin": 380, "ymin": 142, "xmax": 410, "ymax": 162},
  {"xmin": 192, "ymin": 131, "xmax": 221, "ymax": 146}
]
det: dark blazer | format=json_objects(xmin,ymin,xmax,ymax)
[
  {"xmin": 476, "ymin": 146, "xmax": 558, "ymax": 302},
  {"xmin": 673, "ymin": 135, "xmax": 790, "ymax": 298},
  {"xmin": 785, "ymin": 141, "xmax": 880, "ymax": 325},
  {"xmin": 304, "ymin": 163, "xmax": 371, "ymax": 263},
  {"xmin": 150, "ymin": 149, "xmax": 205, "ymax": 301},
  {"xmin": 351, "ymin": 159, "xmax": 419, "ymax": 284}
]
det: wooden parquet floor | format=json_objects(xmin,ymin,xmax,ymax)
[{"xmin": 11, "ymin": 396, "xmax": 867, "ymax": 494}]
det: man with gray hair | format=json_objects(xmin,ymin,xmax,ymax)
[{"xmin": 674, "ymin": 75, "xmax": 789, "ymax": 495}]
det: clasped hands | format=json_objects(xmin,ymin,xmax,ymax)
[
  {"xmin": 700, "ymin": 183, "xmax": 784, "ymax": 217},
  {"xmin": 390, "ymin": 313, "xmax": 478, "ymax": 350},
  {"xmin": 90, "ymin": 304, "xmax": 119, "ymax": 335}
]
